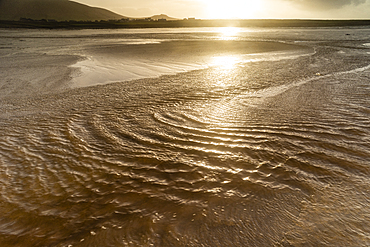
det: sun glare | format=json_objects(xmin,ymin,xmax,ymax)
[
  {"xmin": 220, "ymin": 27, "xmax": 240, "ymax": 37},
  {"xmin": 203, "ymin": 0, "xmax": 263, "ymax": 19},
  {"xmin": 211, "ymin": 56, "xmax": 239, "ymax": 69}
]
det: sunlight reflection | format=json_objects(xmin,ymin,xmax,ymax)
[
  {"xmin": 210, "ymin": 56, "xmax": 239, "ymax": 69},
  {"xmin": 218, "ymin": 27, "xmax": 240, "ymax": 40}
]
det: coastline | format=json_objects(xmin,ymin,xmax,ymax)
[
  {"xmin": 1, "ymin": 19, "xmax": 370, "ymax": 29},
  {"xmin": 70, "ymin": 40, "xmax": 309, "ymax": 88},
  {"xmin": 0, "ymin": 28, "xmax": 311, "ymax": 96}
]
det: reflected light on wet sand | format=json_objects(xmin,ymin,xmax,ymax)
[
  {"xmin": 211, "ymin": 55, "xmax": 239, "ymax": 70},
  {"xmin": 218, "ymin": 27, "xmax": 241, "ymax": 40}
]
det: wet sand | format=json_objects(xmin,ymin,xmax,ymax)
[
  {"xmin": 1, "ymin": 28, "xmax": 370, "ymax": 247},
  {"xmin": 0, "ymin": 29, "xmax": 307, "ymax": 95}
]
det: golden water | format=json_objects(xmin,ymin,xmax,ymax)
[{"xmin": 0, "ymin": 28, "xmax": 370, "ymax": 246}]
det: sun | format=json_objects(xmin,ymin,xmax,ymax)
[{"xmin": 202, "ymin": 0, "xmax": 263, "ymax": 19}]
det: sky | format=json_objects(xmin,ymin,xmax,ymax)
[{"xmin": 74, "ymin": 0, "xmax": 370, "ymax": 19}]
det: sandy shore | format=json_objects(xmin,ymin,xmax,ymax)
[
  {"xmin": 0, "ymin": 28, "xmax": 311, "ymax": 100},
  {"xmin": 71, "ymin": 40, "xmax": 308, "ymax": 87},
  {"xmin": 1, "ymin": 28, "xmax": 370, "ymax": 247}
]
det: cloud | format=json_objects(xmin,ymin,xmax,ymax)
[{"xmin": 286, "ymin": 0, "xmax": 367, "ymax": 10}]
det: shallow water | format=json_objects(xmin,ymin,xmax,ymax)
[{"xmin": 0, "ymin": 27, "xmax": 370, "ymax": 246}]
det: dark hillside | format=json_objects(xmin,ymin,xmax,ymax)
[{"xmin": 0, "ymin": 0, "xmax": 125, "ymax": 21}]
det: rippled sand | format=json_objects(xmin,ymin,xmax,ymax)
[{"xmin": 0, "ymin": 28, "xmax": 370, "ymax": 247}]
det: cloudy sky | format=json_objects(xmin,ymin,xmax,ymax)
[{"xmin": 74, "ymin": 0, "xmax": 370, "ymax": 19}]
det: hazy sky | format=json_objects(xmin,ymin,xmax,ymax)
[{"xmin": 74, "ymin": 0, "xmax": 370, "ymax": 19}]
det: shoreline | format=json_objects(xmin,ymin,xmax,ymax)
[
  {"xmin": 0, "ymin": 29, "xmax": 311, "ymax": 101},
  {"xmin": 1, "ymin": 19, "xmax": 370, "ymax": 29},
  {"xmin": 69, "ymin": 40, "xmax": 310, "ymax": 88}
]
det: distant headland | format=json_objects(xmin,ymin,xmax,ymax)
[{"xmin": 2, "ymin": 18, "xmax": 370, "ymax": 29}]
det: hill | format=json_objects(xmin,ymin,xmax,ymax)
[
  {"xmin": 149, "ymin": 14, "xmax": 179, "ymax": 21},
  {"xmin": 0, "ymin": 0, "xmax": 125, "ymax": 21}
]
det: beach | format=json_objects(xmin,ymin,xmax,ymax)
[{"xmin": 0, "ymin": 27, "xmax": 370, "ymax": 246}]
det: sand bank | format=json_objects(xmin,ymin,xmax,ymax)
[
  {"xmin": 70, "ymin": 40, "xmax": 309, "ymax": 88},
  {"xmin": 0, "ymin": 29, "xmax": 310, "ymax": 99}
]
